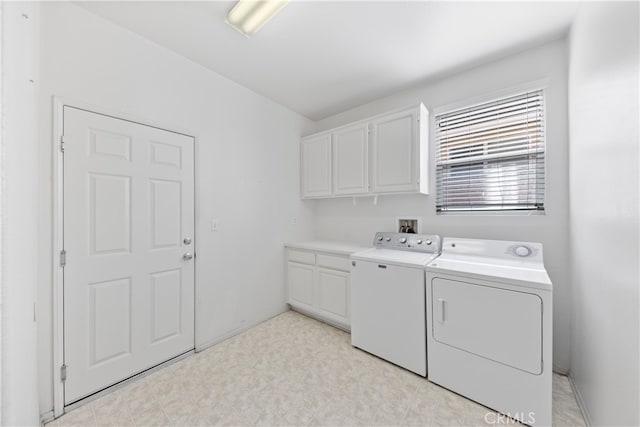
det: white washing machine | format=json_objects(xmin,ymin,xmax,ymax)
[
  {"xmin": 426, "ymin": 238, "xmax": 552, "ymax": 426},
  {"xmin": 350, "ymin": 232, "xmax": 441, "ymax": 377}
]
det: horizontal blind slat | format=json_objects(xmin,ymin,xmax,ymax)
[
  {"xmin": 438, "ymin": 105, "xmax": 543, "ymax": 131},
  {"xmin": 435, "ymin": 89, "xmax": 545, "ymax": 213}
]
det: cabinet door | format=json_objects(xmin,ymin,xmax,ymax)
[
  {"xmin": 317, "ymin": 267, "xmax": 350, "ymax": 321},
  {"xmin": 288, "ymin": 262, "xmax": 315, "ymax": 308},
  {"xmin": 370, "ymin": 108, "xmax": 419, "ymax": 193},
  {"xmin": 301, "ymin": 134, "xmax": 332, "ymax": 198},
  {"xmin": 332, "ymin": 123, "xmax": 369, "ymax": 195}
]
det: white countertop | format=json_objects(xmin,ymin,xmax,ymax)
[{"xmin": 285, "ymin": 240, "xmax": 369, "ymax": 256}]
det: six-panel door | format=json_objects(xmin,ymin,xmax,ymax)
[{"xmin": 63, "ymin": 106, "xmax": 195, "ymax": 404}]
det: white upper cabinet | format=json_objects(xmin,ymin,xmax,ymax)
[
  {"xmin": 332, "ymin": 123, "xmax": 369, "ymax": 196},
  {"xmin": 301, "ymin": 133, "xmax": 332, "ymax": 198},
  {"xmin": 300, "ymin": 103, "xmax": 428, "ymax": 199},
  {"xmin": 370, "ymin": 105, "xmax": 427, "ymax": 194}
]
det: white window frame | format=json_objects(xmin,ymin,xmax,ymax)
[{"xmin": 432, "ymin": 80, "xmax": 548, "ymax": 215}]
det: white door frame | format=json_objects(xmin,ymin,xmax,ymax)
[{"xmin": 51, "ymin": 97, "xmax": 199, "ymax": 417}]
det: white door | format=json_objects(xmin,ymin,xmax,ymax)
[
  {"xmin": 63, "ymin": 106, "xmax": 195, "ymax": 404},
  {"xmin": 370, "ymin": 108, "xmax": 419, "ymax": 193},
  {"xmin": 332, "ymin": 123, "xmax": 369, "ymax": 196},
  {"xmin": 300, "ymin": 134, "xmax": 332, "ymax": 198}
]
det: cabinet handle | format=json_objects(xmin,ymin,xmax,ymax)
[
  {"xmin": 378, "ymin": 264, "xmax": 387, "ymax": 269},
  {"xmin": 437, "ymin": 298, "xmax": 446, "ymax": 323}
]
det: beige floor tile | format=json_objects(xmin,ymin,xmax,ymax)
[
  {"xmin": 130, "ymin": 404, "xmax": 172, "ymax": 427},
  {"xmin": 371, "ymin": 400, "xmax": 412, "ymax": 426},
  {"xmin": 202, "ymin": 401, "xmax": 249, "ymax": 427},
  {"xmin": 47, "ymin": 310, "xmax": 586, "ymax": 427},
  {"xmin": 162, "ymin": 398, "xmax": 202, "ymax": 423},
  {"xmin": 47, "ymin": 404, "xmax": 97, "ymax": 427},
  {"xmin": 403, "ymin": 406, "xmax": 436, "ymax": 426}
]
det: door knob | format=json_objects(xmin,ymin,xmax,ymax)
[
  {"xmin": 183, "ymin": 252, "xmax": 193, "ymax": 261},
  {"xmin": 183, "ymin": 237, "xmax": 192, "ymax": 245}
]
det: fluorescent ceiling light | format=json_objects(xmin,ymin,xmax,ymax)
[{"xmin": 226, "ymin": 0, "xmax": 289, "ymax": 38}]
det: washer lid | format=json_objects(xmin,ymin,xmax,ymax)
[{"xmin": 351, "ymin": 248, "xmax": 439, "ymax": 269}]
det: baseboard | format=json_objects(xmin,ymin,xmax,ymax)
[
  {"xmin": 195, "ymin": 307, "xmax": 289, "ymax": 352},
  {"xmin": 568, "ymin": 373, "xmax": 593, "ymax": 427},
  {"xmin": 289, "ymin": 305, "xmax": 351, "ymax": 333},
  {"xmin": 40, "ymin": 410, "xmax": 55, "ymax": 426},
  {"xmin": 552, "ymin": 364, "xmax": 569, "ymax": 375}
]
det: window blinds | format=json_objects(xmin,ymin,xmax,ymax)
[{"xmin": 435, "ymin": 90, "xmax": 545, "ymax": 212}]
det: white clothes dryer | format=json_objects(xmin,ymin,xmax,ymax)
[{"xmin": 426, "ymin": 238, "xmax": 552, "ymax": 426}]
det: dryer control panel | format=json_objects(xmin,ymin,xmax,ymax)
[
  {"xmin": 441, "ymin": 237, "xmax": 544, "ymax": 264},
  {"xmin": 372, "ymin": 232, "xmax": 441, "ymax": 253}
]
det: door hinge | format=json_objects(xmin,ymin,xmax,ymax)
[
  {"xmin": 60, "ymin": 249, "xmax": 66, "ymax": 268},
  {"xmin": 60, "ymin": 364, "xmax": 67, "ymax": 382},
  {"xmin": 60, "ymin": 135, "xmax": 66, "ymax": 153}
]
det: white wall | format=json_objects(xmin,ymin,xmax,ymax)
[
  {"xmin": 37, "ymin": 2, "xmax": 314, "ymax": 417},
  {"xmin": 1, "ymin": 2, "xmax": 41, "ymax": 425},
  {"xmin": 311, "ymin": 40, "xmax": 572, "ymax": 373},
  {"xmin": 568, "ymin": 2, "xmax": 639, "ymax": 425}
]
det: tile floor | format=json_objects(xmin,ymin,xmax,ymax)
[{"xmin": 47, "ymin": 310, "xmax": 586, "ymax": 427}]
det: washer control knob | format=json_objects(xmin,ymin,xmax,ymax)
[
  {"xmin": 417, "ymin": 239, "xmax": 423, "ymax": 245},
  {"xmin": 515, "ymin": 246, "xmax": 531, "ymax": 257},
  {"xmin": 377, "ymin": 236, "xmax": 384, "ymax": 242},
  {"xmin": 385, "ymin": 236, "xmax": 391, "ymax": 242},
  {"xmin": 426, "ymin": 240, "xmax": 432, "ymax": 245},
  {"xmin": 399, "ymin": 237, "xmax": 407, "ymax": 244}
]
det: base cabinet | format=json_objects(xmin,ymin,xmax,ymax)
[
  {"xmin": 317, "ymin": 268, "xmax": 349, "ymax": 320},
  {"xmin": 286, "ymin": 247, "xmax": 353, "ymax": 330},
  {"xmin": 287, "ymin": 262, "xmax": 315, "ymax": 307}
]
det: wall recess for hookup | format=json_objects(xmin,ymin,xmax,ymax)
[{"xmin": 395, "ymin": 217, "xmax": 422, "ymax": 234}]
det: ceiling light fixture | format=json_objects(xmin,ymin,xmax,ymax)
[{"xmin": 226, "ymin": 0, "xmax": 289, "ymax": 38}]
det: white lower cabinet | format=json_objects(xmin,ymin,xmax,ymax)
[
  {"xmin": 288, "ymin": 262, "xmax": 315, "ymax": 307},
  {"xmin": 317, "ymin": 268, "xmax": 349, "ymax": 320},
  {"xmin": 286, "ymin": 244, "xmax": 362, "ymax": 330}
]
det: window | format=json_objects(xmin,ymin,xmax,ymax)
[{"xmin": 435, "ymin": 89, "xmax": 545, "ymax": 213}]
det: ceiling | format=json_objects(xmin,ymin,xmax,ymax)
[{"xmin": 77, "ymin": 1, "xmax": 578, "ymax": 121}]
